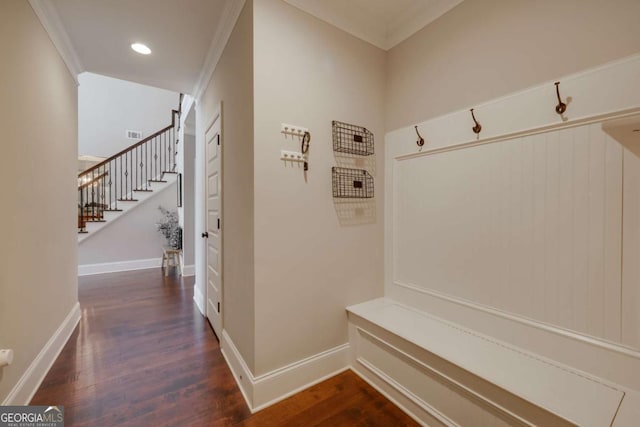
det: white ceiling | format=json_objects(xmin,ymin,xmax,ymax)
[
  {"xmin": 283, "ymin": 0, "xmax": 463, "ymax": 50},
  {"xmin": 36, "ymin": 0, "xmax": 461, "ymax": 95},
  {"xmin": 46, "ymin": 0, "xmax": 229, "ymax": 94}
]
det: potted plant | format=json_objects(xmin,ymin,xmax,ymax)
[{"xmin": 156, "ymin": 206, "xmax": 182, "ymax": 249}]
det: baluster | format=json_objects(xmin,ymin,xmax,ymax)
[
  {"xmin": 119, "ymin": 156, "xmax": 123, "ymax": 201},
  {"xmin": 134, "ymin": 146, "xmax": 138, "ymax": 190},
  {"xmin": 91, "ymin": 169, "xmax": 95, "ymax": 220},
  {"xmin": 79, "ymin": 185, "xmax": 84, "ymax": 232},
  {"xmin": 138, "ymin": 146, "xmax": 142, "ymax": 191},
  {"xmin": 153, "ymin": 137, "xmax": 158, "ymax": 180},
  {"xmin": 101, "ymin": 164, "xmax": 106, "ymax": 218},
  {"xmin": 168, "ymin": 130, "xmax": 171, "ymax": 171},
  {"xmin": 146, "ymin": 140, "xmax": 149, "ymax": 189},
  {"xmin": 109, "ymin": 161, "xmax": 115, "ymax": 211}
]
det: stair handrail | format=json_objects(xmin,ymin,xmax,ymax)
[
  {"xmin": 79, "ymin": 109, "xmax": 179, "ymax": 178},
  {"xmin": 77, "ymin": 106, "xmax": 181, "ymax": 233}
]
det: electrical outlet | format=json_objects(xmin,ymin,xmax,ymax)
[
  {"xmin": 281, "ymin": 123, "xmax": 308, "ymax": 137},
  {"xmin": 280, "ymin": 150, "xmax": 307, "ymax": 162}
]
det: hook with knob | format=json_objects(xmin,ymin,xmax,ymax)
[
  {"xmin": 470, "ymin": 108, "xmax": 482, "ymax": 135},
  {"xmin": 554, "ymin": 81, "xmax": 567, "ymax": 115},
  {"xmin": 414, "ymin": 126, "xmax": 425, "ymax": 148}
]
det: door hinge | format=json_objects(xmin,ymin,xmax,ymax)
[
  {"xmin": 217, "ymin": 218, "xmax": 220, "ymax": 229},
  {"xmin": 217, "ymin": 135, "xmax": 220, "ymax": 146},
  {"xmin": 217, "ymin": 302, "xmax": 220, "ymax": 313}
]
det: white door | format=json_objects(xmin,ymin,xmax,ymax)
[{"xmin": 205, "ymin": 118, "xmax": 222, "ymax": 338}]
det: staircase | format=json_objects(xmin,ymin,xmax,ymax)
[{"xmin": 78, "ymin": 109, "xmax": 180, "ymax": 241}]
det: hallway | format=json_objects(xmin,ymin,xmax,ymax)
[{"xmin": 30, "ymin": 269, "xmax": 416, "ymax": 426}]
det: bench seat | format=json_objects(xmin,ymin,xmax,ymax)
[{"xmin": 347, "ymin": 298, "xmax": 626, "ymax": 426}]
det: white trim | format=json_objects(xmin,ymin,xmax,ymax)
[
  {"xmin": 2, "ymin": 303, "xmax": 81, "ymax": 405},
  {"xmin": 252, "ymin": 344, "xmax": 350, "ymax": 411},
  {"xmin": 78, "ymin": 258, "xmax": 161, "ymax": 276},
  {"xmin": 352, "ymin": 359, "xmax": 456, "ymax": 427},
  {"xmin": 182, "ymin": 264, "xmax": 196, "ymax": 277},
  {"xmin": 394, "ymin": 281, "xmax": 640, "ymax": 361},
  {"xmin": 220, "ymin": 330, "xmax": 254, "ymax": 410},
  {"xmin": 180, "ymin": 95, "xmax": 195, "ymax": 127},
  {"xmin": 193, "ymin": 284, "xmax": 205, "ymax": 316},
  {"xmin": 354, "ymin": 325, "xmax": 535, "ymax": 426},
  {"xmin": 220, "ymin": 330, "xmax": 350, "ymax": 412},
  {"xmin": 28, "ymin": 0, "xmax": 83, "ymax": 84},
  {"xmin": 192, "ymin": 0, "xmax": 246, "ymax": 100}
]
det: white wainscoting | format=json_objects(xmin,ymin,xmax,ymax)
[
  {"xmin": 384, "ymin": 54, "xmax": 640, "ymax": 396},
  {"xmin": 395, "ymin": 121, "xmax": 623, "ymax": 343}
]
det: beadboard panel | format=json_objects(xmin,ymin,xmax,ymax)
[
  {"xmin": 622, "ymin": 144, "xmax": 640, "ymax": 349},
  {"xmin": 394, "ymin": 122, "xmax": 624, "ymax": 344}
]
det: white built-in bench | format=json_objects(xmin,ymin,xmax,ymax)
[{"xmin": 347, "ymin": 298, "xmax": 638, "ymax": 426}]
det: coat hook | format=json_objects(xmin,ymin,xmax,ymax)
[
  {"xmin": 470, "ymin": 108, "xmax": 482, "ymax": 134},
  {"xmin": 414, "ymin": 125, "xmax": 425, "ymax": 147},
  {"xmin": 555, "ymin": 81, "xmax": 567, "ymax": 115}
]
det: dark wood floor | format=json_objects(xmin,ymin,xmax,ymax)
[{"xmin": 31, "ymin": 269, "xmax": 417, "ymax": 426}]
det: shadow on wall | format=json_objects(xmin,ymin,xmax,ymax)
[{"xmin": 333, "ymin": 198, "xmax": 376, "ymax": 226}]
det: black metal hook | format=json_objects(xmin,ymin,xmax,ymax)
[
  {"xmin": 470, "ymin": 108, "xmax": 482, "ymax": 134},
  {"xmin": 414, "ymin": 126, "xmax": 425, "ymax": 147},
  {"xmin": 555, "ymin": 81, "xmax": 567, "ymax": 115}
]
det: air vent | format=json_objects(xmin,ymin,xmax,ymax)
[{"xmin": 126, "ymin": 130, "xmax": 143, "ymax": 140}]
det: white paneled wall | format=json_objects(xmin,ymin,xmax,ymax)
[
  {"xmin": 383, "ymin": 55, "xmax": 640, "ymax": 392},
  {"xmin": 623, "ymin": 143, "xmax": 640, "ymax": 349},
  {"xmin": 394, "ymin": 121, "xmax": 627, "ymax": 345}
]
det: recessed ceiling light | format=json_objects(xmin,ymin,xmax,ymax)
[{"xmin": 131, "ymin": 43, "xmax": 151, "ymax": 55}]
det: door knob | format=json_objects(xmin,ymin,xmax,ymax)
[{"xmin": 201, "ymin": 232, "xmax": 209, "ymax": 238}]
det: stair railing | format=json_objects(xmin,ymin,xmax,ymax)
[{"xmin": 78, "ymin": 109, "xmax": 180, "ymax": 233}]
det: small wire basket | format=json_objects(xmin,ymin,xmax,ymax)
[
  {"xmin": 332, "ymin": 121, "xmax": 374, "ymax": 156},
  {"xmin": 332, "ymin": 167, "xmax": 374, "ymax": 199}
]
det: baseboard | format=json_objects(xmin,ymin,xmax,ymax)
[
  {"xmin": 220, "ymin": 330, "xmax": 254, "ymax": 410},
  {"xmin": 182, "ymin": 264, "xmax": 195, "ymax": 277},
  {"xmin": 220, "ymin": 330, "xmax": 350, "ymax": 413},
  {"xmin": 78, "ymin": 258, "xmax": 162, "ymax": 276},
  {"xmin": 193, "ymin": 284, "xmax": 205, "ymax": 316},
  {"xmin": 252, "ymin": 344, "xmax": 350, "ymax": 411},
  {"xmin": 2, "ymin": 302, "xmax": 81, "ymax": 405}
]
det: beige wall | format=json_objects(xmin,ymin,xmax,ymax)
[
  {"xmin": 0, "ymin": 1, "xmax": 78, "ymax": 401},
  {"xmin": 199, "ymin": 1, "xmax": 255, "ymax": 370},
  {"xmin": 253, "ymin": 0, "xmax": 386, "ymax": 375},
  {"xmin": 386, "ymin": 0, "xmax": 640, "ymax": 131}
]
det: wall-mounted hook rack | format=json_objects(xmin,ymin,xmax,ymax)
[
  {"xmin": 470, "ymin": 108, "xmax": 482, "ymax": 134},
  {"xmin": 281, "ymin": 123, "xmax": 309, "ymax": 138},
  {"xmin": 554, "ymin": 81, "xmax": 567, "ymax": 115},
  {"xmin": 415, "ymin": 126, "xmax": 425, "ymax": 147}
]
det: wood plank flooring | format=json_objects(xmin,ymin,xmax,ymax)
[{"xmin": 31, "ymin": 269, "xmax": 418, "ymax": 426}]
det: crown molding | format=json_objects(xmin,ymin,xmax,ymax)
[
  {"xmin": 192, "ymin": 0, "xmax": 246, "ymax": 101},
  {"xmin": 28, "ymin": 0, "xmax": 84, "ymax": 84}
]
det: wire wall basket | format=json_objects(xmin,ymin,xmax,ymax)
[
  {"xmin": 332, "ymin": 120, "xmax": 374, "ymax": 156},
  {"xmin": 332, "ymin": 167, "xmax": 374, "ymax": 199}
]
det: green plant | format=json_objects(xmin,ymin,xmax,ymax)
[{"xmin": 156, "ymin": 206, "xmax": 182, "ymax": 249}]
